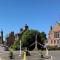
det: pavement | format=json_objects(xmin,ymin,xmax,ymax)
[
  {"xmin": 0, "ymin": 50, "xmax": 51, "ymax": 60},
  {"xmin": 0, "ymin": 46, "xmax": 60, "ymax": 60}
]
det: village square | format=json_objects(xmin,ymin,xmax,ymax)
[
  {"xmin": 0, "ymin": 0, "xmax": 60, "ymax": 60},
  {"xmin": 0, "ymin": 23, "xmax": 59, "ymax": 60}
]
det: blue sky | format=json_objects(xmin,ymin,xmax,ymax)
[{"xmin": 0, "ymin": 0, "xmax": 60, "ymax": 39}]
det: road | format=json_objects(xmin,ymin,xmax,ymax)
[{"xmin": 0, "ymin": 46, "xmax": 60, "ymax": 60}]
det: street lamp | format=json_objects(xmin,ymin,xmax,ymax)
[
  {"xmin": 19, "ymin": 40, "xmax": 21, "ymax": 56},
  {"xmin": 19, "ymin": 28, "xmax": 23, "ymax": 56},
  {"xmin": 45, "ymin": 43, "xmax": 48, "ymax": 56},
  {"xmin": 34, "ymin": 33, "xmax": 38, "ymax": 51}
]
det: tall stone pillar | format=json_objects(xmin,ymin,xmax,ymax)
[{"xmin": 1, "ymin": 30, "xmax": 3, "ymax": 44}]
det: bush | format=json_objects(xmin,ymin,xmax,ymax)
[
  {"xmin": 11, "ymin": 44, "xmax": 20, "ymax": 50},
  {"xmin": 11, "ymin": 45, "xmax": 16, "ymax": 50},
  {"xmin": 47, "ymin": 46, "xmax": 60, "ymax": 50}
]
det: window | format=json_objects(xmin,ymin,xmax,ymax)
[
  {"xmin": 54, "ymin": 40, "xmax": 56, "ymax": 44},
  {"xmin": 54, "ymin": 32, "xmax": 59, "ymax": 38},
  {"xmin": 57, "ymin": 40, "xmax": 59, "ymax": 44},
  {"xmin": 51, "ymin": 40, "xmax": 53, "ymax": 44}
]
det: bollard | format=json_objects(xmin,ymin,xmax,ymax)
[
  {"xmin": 23, "ymin": 51, "xmax": 26, "ymax": 60},
  {"xmin": 41, "ymin": 52, "xmax": 44, "ymax": 58},
  {"xmin": 9, "ymin": 48, "xmax": 14, "ymax": 59},
  {"xmin": 9, "ymin": 51, "xmax": 13, "ymax": 59},
  {"xmin": 51, "ymin": 56, "xmax": 53, "ymax": 60}
]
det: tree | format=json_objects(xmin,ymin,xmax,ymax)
[
  {"xmin": 20, "ymin": 30, "xmax": 46, "ymax": 50},
  {"xmin": 21, "ymin": 30, "xmax": 36, "ymax": 48},
  {"xmin": 11, "ymin": 29, "xmax": 47, "ymax": 50},
  {"xmin": 37, "ymin": 32, "xmax": 47, "ymax": 50},
  {"xmin": 6, "ymin": 32, "xmax": 15, "ymax": 47}
]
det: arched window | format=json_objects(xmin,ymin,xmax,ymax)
[
  {"xmin": 51, "ymin": 40, "xmax": 53, "ymax": 44},
  {"xmin": 54, "ymin": 40, "xmax": 56, "ymax": 44},
  {"xmin": 57, "ymin": 40, "xmax": 59, "ymax": 44}
]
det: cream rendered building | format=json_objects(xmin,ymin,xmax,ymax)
[{"xmin": 48, "ymin": 22, "xmax": 60, "ymax": 47}]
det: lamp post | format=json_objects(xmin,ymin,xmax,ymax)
[
  {"xmin": 45, "ymin": 43, "xmax": 48, "ymax": 56},
  {"xmin": 19, "ymin": 40, "xmax": 21, "ymax": 56},
  {"xmin": 34, "ymin": 33, "xmax": 38, "ymax": 51},
  {"xmin": 19, "ymin": 28, "xmax": 23, "ymax": 56}
]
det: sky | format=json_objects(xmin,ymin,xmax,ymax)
[{"xmin": 0, "ymin": 0, "xmax": 60, "ymax": 39}]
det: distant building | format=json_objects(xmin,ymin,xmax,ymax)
[
  {"xmin": 6, "ymin": 32, "xmax": 15, "ymax": 47},
  {"xmin": 15, "ymin": 33, "xmax": 20, "ymax": 41},
  {"xmin": 48, "ymin": 22, "xmax": 60, "ymax": 47},
  {"xmin": 6, "ymin": 24, "xmax": 29, "ymax": 47}
]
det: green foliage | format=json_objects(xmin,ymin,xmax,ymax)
[
  {"xmin": 11, "ymin": 29, "xmax": 47, "ymax": 50},
  {"xmin": 40, "ymin": 32, "xmax": 47, "ymax": 43},
  {"xmin": 10, "ymin": 44, "xmax": 16, "ymax": 50},
  {"xmin": 21, "ymin": 30, "xmax": 37, "ymax": 47},
  {"xmin": 11, "ymin": 44, "xmax": 20, "ymax": 50},
  {"xmin": 47, "ymin": 46, "xmax": 60, "ymax": 50}
]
